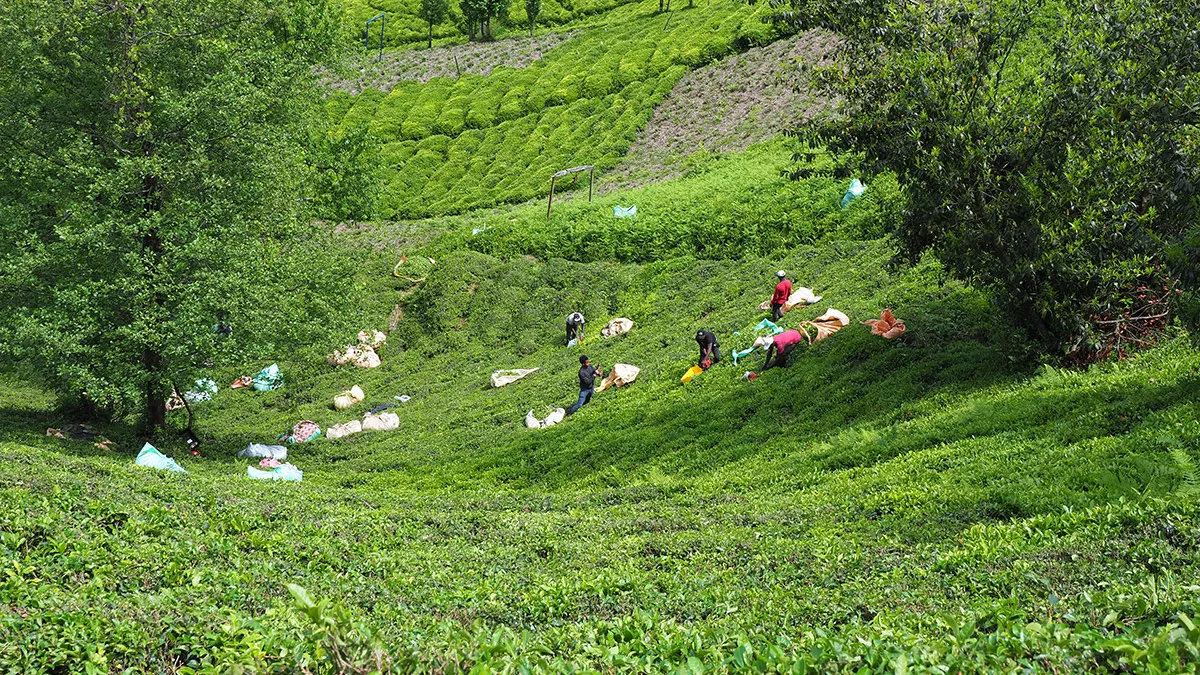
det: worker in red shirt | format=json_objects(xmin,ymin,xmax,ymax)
[
  {"xmin": 770, "ymin": 270, "xmax": 792, "ymax": 321},
  {"xmin": 755, "ymin": 329, "xmax": 804, "ymax": 371}
]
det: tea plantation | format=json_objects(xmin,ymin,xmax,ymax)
[
  {"xmin": 4, "ymin": 151, "xmax": 1200, "ymax": 671},
  {"xmin": 2, "ymin": 0, "xmax": 1200, "ymax": 672},
  {"xmin": 328, "ymin": 0, "xmax": 779, "ymax": 217}
]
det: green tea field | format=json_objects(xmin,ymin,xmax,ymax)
[{"xmin": 2, "ymin": 0, "xmax": 1198, "ymax": 672}]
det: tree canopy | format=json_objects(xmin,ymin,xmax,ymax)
[
  {"xmin": 775, "ymin": 0, "xmax": 1200, "ymax": 359},
  {"xmin": 0, "ymin": 0, "xmax": 360, "ymax": 429}
]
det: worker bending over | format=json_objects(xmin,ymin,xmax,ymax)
[
  {"xmin": 695, "ymin": 330, "xmax": 720, "ymax": 369},
  {"xmin": 567, "ymin": 354, "xmax": 604, "ymax": 415},
  {"xmin": 770, "ymin": 270, "xmax": 792, "ymax": 321},
  {"xmin": 756, "ymin": 329, "xmax": 804, "ymax": 371},
  {"xmin": 565, "ymin": 312, "xmax": 585, "ymax": 345}
]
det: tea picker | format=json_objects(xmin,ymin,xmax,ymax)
[
  {"xmin": 565, "ymin": 312, "xmax": 585, "ymax": 346},
  {"xmin": 770, "ymin": 271, "xmax": 792, "ymax": 322},
  {"xmin": 695, "ymin": 330, "xmax": 720, "ymax": 369}
]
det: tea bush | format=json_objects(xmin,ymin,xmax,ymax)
[
  {"xmin": 370, "ymin": 140, "xmax": 902, "ymax": 262},
  {"xmin": 330, "ymin": 0, "xmax": 780, "ymax": 217},
  {"xmin": 3, "ymin": 230, "xmax": 1200, "ymax": 671}
]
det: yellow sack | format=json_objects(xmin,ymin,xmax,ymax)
[{"xmin": 680, "ymin": 366, "xmax": 704, "ymax": 383}]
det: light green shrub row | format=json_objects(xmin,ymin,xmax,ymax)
[{"xmin": 331, "ymin": 0, "xmax": 779, "ymax": 217}]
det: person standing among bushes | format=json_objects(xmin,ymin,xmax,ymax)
[
  {"xmin": 756, "ymin": 329, "xmax": 804, "ymax": 371},
  {"xmin": 567, "ymin": 354, "xmax": 603, "ymax": 415},
  {"xmin": 565, "ymin": 312, "xmax": 585, "ymax": 345},
  {"xmin": 770, "ymin": 270, "xmax": 791, "ymax": 321},
  {"xmin": 696, "ymin": 330, "xmax": 720, "ymax": 369}
]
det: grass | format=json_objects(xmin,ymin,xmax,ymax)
[{"xmin": 3, "ymin": 226, "xmax": 1200, "ymax": 671}]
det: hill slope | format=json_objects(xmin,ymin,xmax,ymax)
[
  {"xmin": 3, "ymin": 227, "xmax": 1199, "ymax": 671},
  {"xmin": 325, "ymin": 0, "xmax": 779, "ymax": 218}
]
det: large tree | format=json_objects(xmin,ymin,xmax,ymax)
[
  {"xmin": 418, "ymin": 0, "xmax": 450, "ymax": 48},
  {"xmin": 524, "ymin": 0, "xmax": 541, "ymax": 37},
  {"xmin": 775, "ymin": 0, "xmax": 1200, "ymax": 359},
  {"xmin": 0, "ymin": 0, "xmax": 357, "ymax": 430}
]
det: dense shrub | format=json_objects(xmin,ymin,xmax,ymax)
[{"xmin": 772, "ymin": 0, "xmax": 1200, "ymax": 359}]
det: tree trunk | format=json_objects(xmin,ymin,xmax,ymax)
[
  {"xmin": 658, "ymin": 0, "xmax": 663, "ymax": 13},
  {"xmin": 529, "ymin": 18, "xmax": 534, "ymax": 37},
  {"xmin": 142, "ymin": 348, "xmax": 166, "ymax": 434},
  {"xmin": 118, "ymin": 2, "xmax": 170, "ymax": 434},
  {"xmin": 428, "ymin": 22, "xmax": 433, "ymax": 48}
]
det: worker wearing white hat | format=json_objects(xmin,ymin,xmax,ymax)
[{"xmin": 770, "ymin": 270, "xmax": 791, "ymax": 322}]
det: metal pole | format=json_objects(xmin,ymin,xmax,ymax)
[
  {"xmin": 547, "ymin": 176, "xmax": 556, "ymax": 217},
  {"xmin": 588, "ymin": 167, "xmax": 594, "ymax": 202}
]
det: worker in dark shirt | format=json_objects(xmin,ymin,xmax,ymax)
[
  {"xmin": 757, "ymin": 329, "xmax": 804, "ymax": 371},
  {"xmin": 695, "ymin": 330, "xmax": 720, "ymax": 369},
  {"xmin": 567, "ymin": 354, "xmax": 604, "ymax": 415},
  {"xmin": 565, "ymin": 312, "xmax": 585, "ymax": 345},
  {"xmin": 770, "ymin": 270, "xmax": 792, "ymax": 321}
]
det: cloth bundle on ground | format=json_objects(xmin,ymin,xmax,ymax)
[
  {"xmin": 525, "ymin": 408, "xmax": 566, "ymax": 429},
  {"xmin": 230, "ymin": 375, "xmax": 253, "ymax": 389},
  {"xmin": 328, "ymin": 330, "xmax": 386, "ymax": 368},
  {"xmin": 861, "ymin": 308, "xmax": 906, "ymax": 339},
  {"xmin": 596, "ymin": 363, "xmax": 640, "ymax": 392},
  {"xmin": 46, "ymin": 423, "xmax": 115, "ymax": 450},
  {"xmin": 184, "ymin": 378, "xmax": 219, "ymax": 403},
  {"xmin": 333, "ymin": 385, "xmax": 366, "ymax": 410},
  {"xmin": 798, "ymin": 308, "xmax": 850, "ymax": 344},
  {"xmin": 680, "ymin": 365, "xmax": 704, "ymax": 384},
  {"xmin": 613, "ymin": 205, "xmax": 637, "ymax": 218},
  {"xmin": 757, "ymin": 287, "xmax": 822, "ymax": 313},
  {"xmin": 362, "ymin": 412, "xmax": 399, "ymax": 432},
  {"xmin": 135, "ymin": 443, "xmax": 186, "ymax": 473},
  {"xmin": 491, "ymin": 368, "xmax": 539, "ymax": 388},
  {"xmin": 168, "ymin": 378, "xmax": 219, "ymax": 410},
  {"xmin": 238, "ymin": 443, "xmax": 288, "ymax": 460},
  {"xmin": 252, "ymin": 364, "xmax": 283, "ymax": 391},
  {"xmin": 282, "ymin": 420, "xmax": 321, "ymax": 443},
  {"xmin": 600, "ymin": 318, "xmax": 634, "ymax": 338},
  {"xmin": 247, "ymin": 463, "xmax": 303, "ymax": 482},
  {"xmin": 326, "ymin": 420, "xmax": 363, "ymax": 439}
]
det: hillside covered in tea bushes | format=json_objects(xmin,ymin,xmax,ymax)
[
  {"xmin": 325, "ymin": 0, "xmax": 785, "ymax": 218},
  {"xmin": 2, "ymin": 0, "xmax": 1200, "ymax": 672},
  {"xmin": 3, "ymin": 150, "xmax": 1200, "ymax": 670}
]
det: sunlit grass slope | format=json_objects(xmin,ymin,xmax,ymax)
[{"xmin": 2, "ymin": 230, "xmax": 1199, "ymax": 671}]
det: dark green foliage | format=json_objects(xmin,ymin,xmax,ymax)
[
  {"xmin": 419, "ymin": 0, "xmax": 452, "ymax": 46},
  {"xmin": 0, "ymin": 0, "xmax": 358, "ymax": 429},
  {"xmin": 772, "ymin": 0, "xmax": 1200, "ymax": 359},
  {"xmin": 307, "ymin": 118, "xmax": 383, "ymax": 221},
  {"xmin": 526, "ymin": 0, "xmax": 542, "ymax": 35}
]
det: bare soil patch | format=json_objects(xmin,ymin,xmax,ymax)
[
  {"xmin": 325, "ymin": 32, "xmax": 579, "ymax": 94},
  {"xmin": 600, "ymin": 31, "xmax": 838, "ymax": 192}
]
